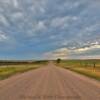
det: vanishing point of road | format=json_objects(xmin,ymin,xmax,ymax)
[{"xmin": 0, "ymin": 63, "xmax": 100, "ymax": 100}]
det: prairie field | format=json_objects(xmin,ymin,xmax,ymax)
[
  {"xmin": 0, "ymin": 61, "xmax": 47, "ymax": 80},
  {"xmin": 58, "ymin": 59, "xmax": 100, "ymax": 81}
]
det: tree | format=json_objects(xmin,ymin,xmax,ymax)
[{"xmin": 57, "ymin": 58, "xmax": 61, "ymax": 63}]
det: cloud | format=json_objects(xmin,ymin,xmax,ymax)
[
  {"xmin": 0, "ymin": 0, "xmax": 100, "ymax": 59},
  {"xmin": 0, "ymin": 32, "xmax": 9, "ymax": 42},
  {"xmin": 0, "ymin": 15, "xmax": 9, "ymax": 26},
  {"xmin": 35, "ymin": 21, "xmax": 46, "ymax": 31},
  {"xmin": 43, "ymin": 42, "xmax": 100, "ymax": 59},
  {"xmin": 50, "ymin": 16, "xmax": 78, "ymax": 29},
  {"xmin": 43, "ymin": 48, "xmax": 69, "ymax": 59},
  {"xmin": 12, "ymin": 0, "xmax": 19, "ymax": 8},
  {"xmin": 74, "ymin": 44, "xmax": 100, "ymax": 53}
]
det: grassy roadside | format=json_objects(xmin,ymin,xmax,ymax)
[
  {"xmin": 57, "ymin": 60, "xmax": 100, "ymax": 81},
  {"xmin": 0, "ymin": 64, "xmax": 43, "ymax": 80}
]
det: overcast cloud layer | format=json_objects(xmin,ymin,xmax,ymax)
[{"xmin": 0, "ymin": 0, "xmax": 100, "ymax": 60}]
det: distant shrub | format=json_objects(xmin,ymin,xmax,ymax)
[{"xmin": 57, "ymin": 58, "xmax": 61, "ymax": 63}]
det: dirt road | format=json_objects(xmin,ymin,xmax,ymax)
[{"xmin": 0, "ymin": 63, "xmax": 100, "ymax": 100}]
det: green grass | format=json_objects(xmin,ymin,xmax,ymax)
[
  {"xmin": 57, "ymin": 59, "xmax": 100, "ymax": 81},
  {"xmin": 0, "ymin": 64, "xmax": 43, "ymax": 80}
]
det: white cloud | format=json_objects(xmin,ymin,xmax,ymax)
[
  {"xmin": 39, "ymin": 7, "xmax": 45, "ymax": 13},
  {"xmin": 0, "ymin": 0, "xmax": 100, "ymax": 59},
  {"xmin": 12, "ymin": 0, "xmax": 19, "ymax": 8},
  {"xmin": 0, "ymin": 0, "xmax": 11, "ymax": 4},
  {"xmin": 43, "ymin": 48, "xmax": 69, "ymax": 59},
  {"xmin": 37, "ymin": 21, "xmax": 46, "ymax": 30},
  {"xmin": 50, "ymin": 16, "xmax": 78, "ymax": 29},
  {"xmin": 50, "ymin": 16, "xmax": 70, "ymax": 28},
  {"xmin": 43, "ymin": 43, "xmax": 100, "ymax": 59},
  {"xmin": 85, "ymin": 23, "xmax": 100, "ymax": 32},
  {"xmin": 29, "ymin": 0, "xmax": 46, "ymax": 15},
  {"xmin": 11, "ymin": 12, "xmax": 23, "ymax": 20},
  {"xmin": 33, "ymin": 21, "xmax": 46, "ymax": 32},
  {"xmin": 0, "ymin": 32, "xmax": 9, "ymax": 42},
  {"xmin": 0, "ymin": 15, "xmax": 9, "ymax": 26},
  {"xmin": 75, "ymin": 44, "xmax": 100, "ymax": 52}
]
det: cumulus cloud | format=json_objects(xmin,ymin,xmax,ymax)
[{"xmin": 0, "ymin": 0, "xmax": 100, "ymax": 59}]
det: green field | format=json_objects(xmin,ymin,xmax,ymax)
[
  {"xmin": 0, "ymin": 61, "xmax": 47, "ymax": 80},
  {"xmin": 58, "ymin": 59, "xmax": 100, "ymax": 81}
]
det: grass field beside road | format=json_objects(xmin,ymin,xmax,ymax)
[
  {"xmin": 58, "ymin": 60, "xmax": 100, "ymax": 81},
  {"xmin": 0, "ymin": 61, "xmax": 47, "ymax": 80}
]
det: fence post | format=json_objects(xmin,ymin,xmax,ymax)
[{"xmin": 93, "ymin": 62, "xmax": 96, "ymax": 72}]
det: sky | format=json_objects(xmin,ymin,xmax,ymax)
[{"xmin": 0, "ymin": 0, "xmax": 100, "ymax": 60}]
